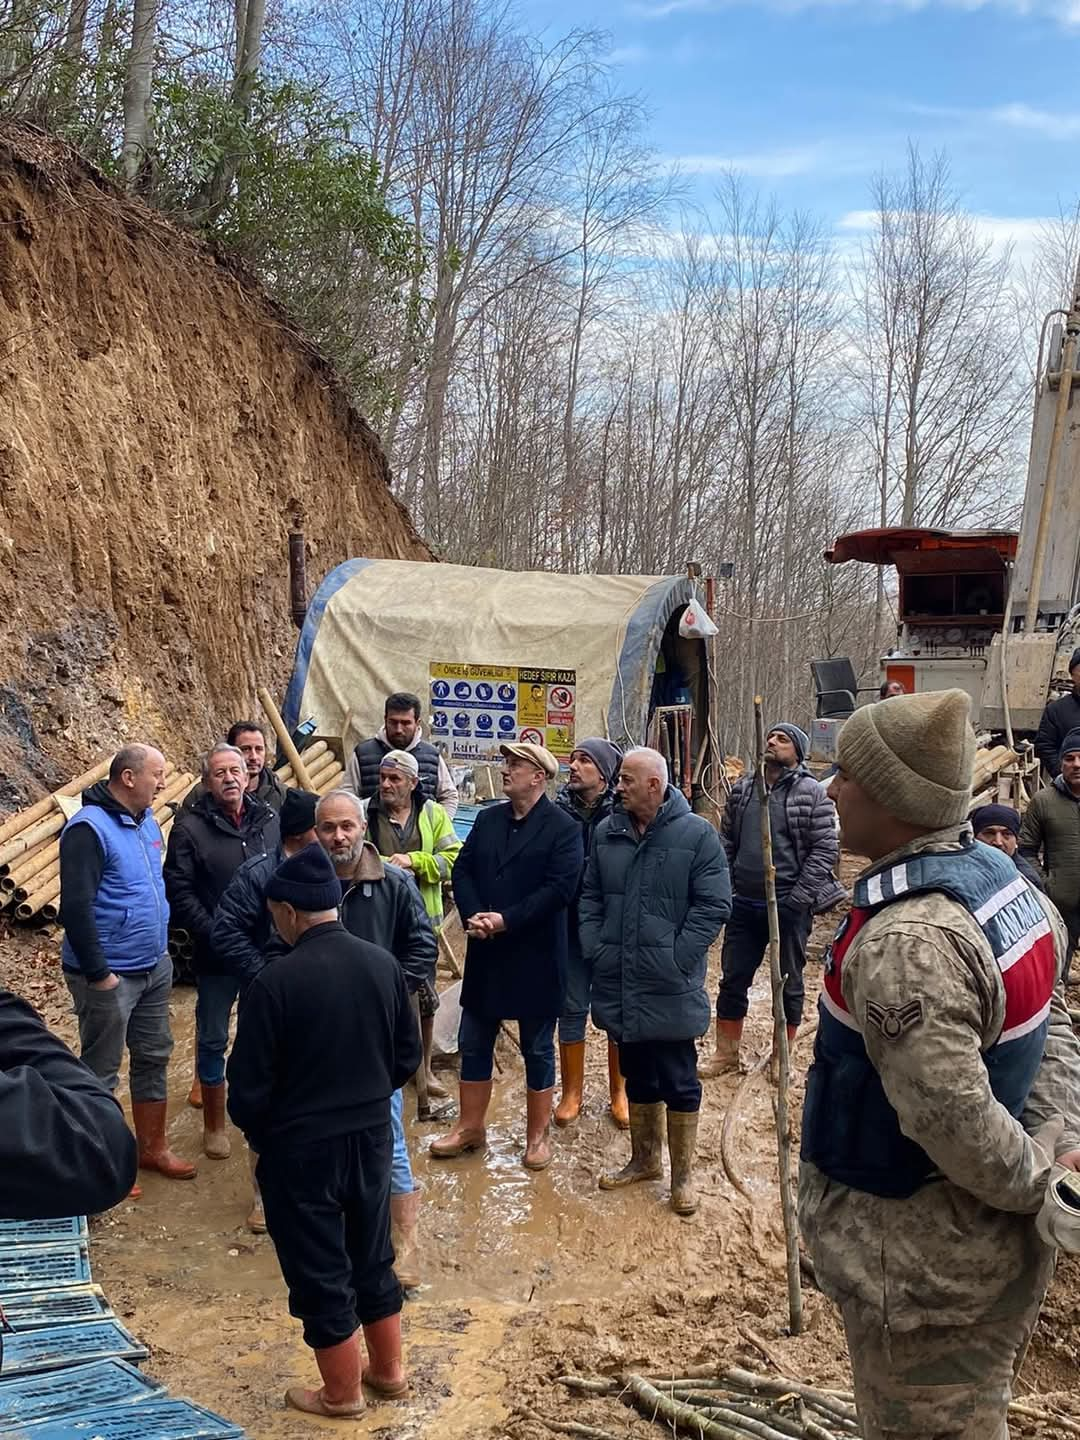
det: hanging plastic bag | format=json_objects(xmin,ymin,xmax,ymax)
[{"xmin": 679, "ymin": 597, "xmax": 718, "ymax": 638}]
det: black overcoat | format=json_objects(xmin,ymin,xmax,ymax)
[{"xmin": 455, "ymin": 795, "xmax": 583, "ymax": 1020}]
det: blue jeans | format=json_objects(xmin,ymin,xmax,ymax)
[
  {"xmin": 196, "ymin": 973, "xmax": 241, "ymax": 1085},
  {"xmin": 389, "ymin": 1087, "xmax": 414, "ymax": 1196},
  {"xmin": 458, "ymin": 1009, "xmax": 556, "ymax": 1090},
  {"xmin": 558, "ymin": 945, "xmax": 590, "ymax": 1044}
]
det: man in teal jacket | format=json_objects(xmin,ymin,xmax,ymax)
[{"xmin": 581, "ymin": 747, "xmax": 731, "ymax": 1215}]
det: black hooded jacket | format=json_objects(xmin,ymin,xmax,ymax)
[{"xmin": 0, "ymin": 989, "xmax": 137, "ymax": 1217}]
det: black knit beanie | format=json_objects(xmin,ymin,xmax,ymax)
[
  {"xmin": 266, "ymin": 843, "xmax": 342, "ymax": 912},
  {"xmin": 280, "ymin": 787, "xmax": 318, "ymax": 839}
]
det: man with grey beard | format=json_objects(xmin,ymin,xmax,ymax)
[{"xmin": 315, "ymin": 790, "xmax": 435, "ymax": 1291}]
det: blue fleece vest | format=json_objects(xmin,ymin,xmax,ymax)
[
  {"xmin": 61, "ymin": 804, "xmax": 169, "ymax": 974},
  {"xmin": 801, "ymin": 842, "xmax": 1056, "ymax": 1199}
]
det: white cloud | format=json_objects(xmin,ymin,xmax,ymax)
[
  {"xmin": 836, "ymin": 207, "xmax": 1052, "ymax": 267},
  {"xmin": 605, "ymin": 43, "xmax": 648, "ymax": 62},
  {"xmin": 672, "ymin": 145, "xmax": 827, "ymax": 177},
  {"xmin": 990, "ymin": 101, "xmax": 1080, "ymax": 137}
]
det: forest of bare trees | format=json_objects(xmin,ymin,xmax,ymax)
[{"xmin": 2, "ymin": 0, "xmax": 1076, "ymax": 751}]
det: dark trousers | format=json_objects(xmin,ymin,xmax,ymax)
[
  {"xmin": 617, "ymin": 1039, "xmax": 701, "ymax": 1112},
  {"xmin": 458, "ymin": 1008, "xmax": 556, "ymax": 1090},
  {"xmin": 257, "ymin": 1126, "xmax": 401, "ymax": 1350},
  {"xmin": 717, "ymin": 896, "xmax": 813, "ymax": 1026}
]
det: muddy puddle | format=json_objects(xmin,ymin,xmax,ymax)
[{"xmin": 18, "ymin": 903, "xmax": 1080, "ymax": 1439}]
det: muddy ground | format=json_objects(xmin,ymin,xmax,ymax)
[{"xmin": 5, "ymin": 903, "xmax": 1080, "ymax": 1440}]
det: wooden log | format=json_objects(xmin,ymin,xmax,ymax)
[
  {"xmin": 259, "ymin": 687, "xmax": 315, "ymax": 791},
  {"xmin": 0, "ymin": 758, "xmax": 110, "ymax": 845}
]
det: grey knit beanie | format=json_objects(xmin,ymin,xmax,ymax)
[{"xmin": 836, "ymin": 689, "xmax": 975, "ymax": 829}]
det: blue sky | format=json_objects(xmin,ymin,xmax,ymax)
[{"xmin": 525, "ymin": 0, "xmax": 1080, "ymax": 258}]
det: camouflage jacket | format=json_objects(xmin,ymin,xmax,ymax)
[{"xmin": 799, "ymin": 826, "xmax": 1080, "ymax": 1330}]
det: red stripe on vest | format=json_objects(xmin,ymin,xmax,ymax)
[{"xmin": 1001, "ymin": 930, "xmax": 1056, "ymax": 1032}]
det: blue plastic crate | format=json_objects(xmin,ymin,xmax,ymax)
[
  {"xmin": 0, "ymin": 1245, "xmax": 91, "ymax": 1294},
  {"xmin": 0, "ymin": 1321, "xmax": 148, "ymax": 1376},
  {"xmin": 0, "ymin": 1219, "xmax": 87, "ymax": 1247},
  {"xmin": 0, "ymin": 1359, "xmax": 158, "ymax": 1431},
  {"xmin": 0, "ymin": 1287, "xmax": 112, "ymax": 1332},
  {"xmin": 11, "ymin": 1397, "xmax": 245, "ymax": 1440}
]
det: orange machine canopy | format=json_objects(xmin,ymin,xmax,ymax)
[{"xmin": 826, "ymin": 527, "xmax": 1018, "ymax": 569}]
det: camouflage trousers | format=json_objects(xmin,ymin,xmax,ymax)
[{"xmin": 841, "ymin": 1287, "xmax": 1047, "ymax": 1440}]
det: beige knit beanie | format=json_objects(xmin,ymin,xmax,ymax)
[{"xmin": 836, "ymin": 689, "xmax": 975, "ymax": 829}]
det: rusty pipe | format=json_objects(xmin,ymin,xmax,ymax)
[{"xmin": 289, "ymin": 529, "xmax": 308, "ymax": 630}]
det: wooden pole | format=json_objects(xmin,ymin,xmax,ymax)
[
  {"xmin": 754, "ymin": 695, "xmax": 802, "ymax": 1335},
  {"xmin": 258, "ymin": 686, "xmax": 316, "ymax": 792}
]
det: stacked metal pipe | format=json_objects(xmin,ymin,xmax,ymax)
[
  {"xmin": 0, "ymin": 760, "xmax": 197, "ymax": 925},
  {"xmin": 273, "ymin": 740, "xmax": 345, "ymax": 795}
]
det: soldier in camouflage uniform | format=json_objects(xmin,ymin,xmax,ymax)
[{"xmin": 799, "ymin": 688, "xmax": 1080, "ymax": 1440}]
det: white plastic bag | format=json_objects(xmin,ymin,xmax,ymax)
[{"xmin": 679, "ymin": 598, "xmax": 718, "ymax": 638}]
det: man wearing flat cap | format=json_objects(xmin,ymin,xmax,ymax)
[
  {"xmin": 702, "ymin": 721, "xmax": 842, "ymax": 1077},
  {"xmin": 430, "ymin": 742, "xmax": 583, "ymax": 1170},
  {"xmin": 800, "ymin": 689, "xmax": 1080, "ymax": 1440},
  {"xmin": 364, "ymin": 749, "xmax": 462, "ymax": 1111},
  {"xmin": 552, "ymin": 738, "xmax": 628, "ymax": 1128}
]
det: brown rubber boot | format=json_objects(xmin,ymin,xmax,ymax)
[
  {"xmin": 286, "ymin": 1334, "xmax": 365, "ymax": 1416},
  {"xmin": 523, "ymin": 1086, "xmax": 555, "ymax": 1170},
  {"xmin": 607, "ymin": 1039, "xmax": 630, "ymax": 1130},
  {"xmin": 187, "ymin": 1075, "xmax": 203, "ymax": 1109},
  {"xmin": 201, "ymin": 1081, "xmax": 232, "ymax": 1159},
  {"xmin": 391, "ymin": 1186, "xmax": 422, "ymax": 1290},
  {"xmin": 247, "ymin": 1147, "xmax": 266, "ymax": 1234},
  {"xmin": 554, "ymin": 1041, "xmax": 586, "ymax": 1127},
  {"xmin": 429, "ymin": 1079, "xmax": 493, "ymax": 1157},
  {"xmin": 699, "ymin": 1018, "xmax": 743, "ymax": 1078},
  {"xmin": 667, "ymin": 1108, "xmax": 699, "ymax": 1215},
  {"xmin": 362, "ymin": 1313, "xmax": 409, "ymax": 1397},
  {"xmin": 598, "ymin": 1101, "xmax": 664, "ymax": 1189},
  {"xmin": 770, "ymin": 1023, "xmax": 799, "ymax": 1086},
  {"xmin": 132, "ymin": 1101, "xmax": 197, "ymax": 1180}
]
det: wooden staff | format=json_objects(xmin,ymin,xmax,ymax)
[
  {"xmin": 754, "ymin": 696, "xmax": 802, "ymax": 1336},
  {"xmin": 258, "ymin": 686, "xmax": 316, "ymax": 792}
]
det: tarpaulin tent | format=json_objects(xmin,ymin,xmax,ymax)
[{"xmin": 282, "ymin": 558, "xmax": 709, "ymax": 764}]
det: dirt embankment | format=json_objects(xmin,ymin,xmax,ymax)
[{"xmin": 0, "ymin": 123, "xmax": 429, "ymax": 806}]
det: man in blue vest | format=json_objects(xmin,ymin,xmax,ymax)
[
  {"xmin": 343, "ymin": 692, "xmax": 459, "ymax": 817},
  {"xmin": 60, "ymin": 744, "xmax": 196, "ymax": 1188},
  {"xmin": 800, "ymin": 689, "xmax": 1080, "ymax": 1440}
]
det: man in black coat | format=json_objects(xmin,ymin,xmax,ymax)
[
  {"xmin": 1035, "ymin": 649, "xmax": 1080, "ymax": 777},
  {"xmin": 227, "ymin": 846, "xmax": 420, "ymax": 1418},
  {"xmin": 430, "ymin": 742, "xmax": 583, "ymax": 1171},
  {"xmin": 207, "ymin": 786, "xmax": 319, "ymax": 1233},
  {"xmin": 1, "ymin": 988, "xmax": 137, "ymax": 1217},
  {"xmin": 209, "ymin": 788, "xmax": 320, "ymax": 989},
  {"xmin": 164, "ymin": 742, "xmax": 280, "ymax": 1160},
  {"xmin": 316, "ymin": 787, "xmax": 436, "ymax": 1286},
  {"xmin": 183, "ymin": 721, "xmax": 287, "ymax": 814}
]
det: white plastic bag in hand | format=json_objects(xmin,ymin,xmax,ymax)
[{"xmin": 679, "ymin": 598, "xmax": 718, "ymax": 639}]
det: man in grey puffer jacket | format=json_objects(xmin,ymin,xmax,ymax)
[{"xmin": 701, "ymin": 722, "xmax": 842, "ymax": 1077}]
